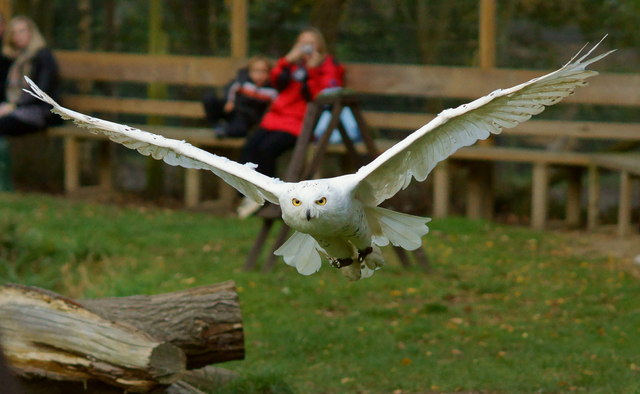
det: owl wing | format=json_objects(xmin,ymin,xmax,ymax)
[
  {"xmin": 24, "ymin": 77, "xmax": 285, "ymax": 205},
  {"xmin": 350, "ymin": 38, "xmax": 614, "ymax": 207}
]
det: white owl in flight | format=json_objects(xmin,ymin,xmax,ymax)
[{"xmin": 25, "ymin": 40, "xmax": 612, "ymax": 280}]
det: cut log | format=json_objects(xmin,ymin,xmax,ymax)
[
  {"xmin": 0, "ymin": 284, "xmax": 186, "ymax": 392},
  {"xmin": 81, "ymin": 281, "xmax": 245, "ymax": 369}
]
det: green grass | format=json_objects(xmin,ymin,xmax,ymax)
[{"xmin": 1, "ymin": 192, "xmax": 639, "ymax": 393}]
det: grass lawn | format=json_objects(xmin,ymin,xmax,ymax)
[{"xmin": 1, "ymin": 192, "xmax": 639, "ymax": 393}]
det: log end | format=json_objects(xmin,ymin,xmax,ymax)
[{"xmin": 150, "ymin": 342, "xmax": 187, "ymax": 384}]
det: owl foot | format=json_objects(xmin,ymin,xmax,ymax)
[{"xmin": 329, "ymin": 257, "xmax": 353, "ymax": 269}]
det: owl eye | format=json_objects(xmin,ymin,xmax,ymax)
[
  {"xmin": 292, "ymin": 198, "xmax": 302, "ymax": 206},
  {"xmin": 315, "ymin": 197, "xmax": 327, "ymax": 206}
]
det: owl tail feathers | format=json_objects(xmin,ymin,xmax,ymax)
[
  {"xmin": 274, "ymin": 231, "xmax": 325, "ymax": 275},
  {"xmin": 365, "ymin": 206, "xmax": 431, "ymax": 251}
]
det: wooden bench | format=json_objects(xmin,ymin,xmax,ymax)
[
  {"xmin": 53, "ymin": 50, "xmax": 247, "ymax": 210},
  {"xmin": 50, "ymin": 50, "xmax": 640, "ymax": 233}
]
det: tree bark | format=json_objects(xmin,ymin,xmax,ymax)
[
  {"xmin": 81, "ymin": 281, "xmax": 245, "ymax": 369},
  {"xmin": 0, "ymin": 284, "xmax": 186, "ymax": 392},
  {"xmin": 0, "ymin": 282, "xmax": 244, "ymax": 392}
]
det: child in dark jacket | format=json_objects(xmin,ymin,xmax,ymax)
[{"xmin": 202, "ymin": 55, "xmax": 277, "ymax": 138}]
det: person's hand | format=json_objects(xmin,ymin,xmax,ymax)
[
  {"xmin": 284, "ymin": 43, "xmax": 305, "ymax": 63},
  {"xmin": 0, "ymin": 102, "xmax": 15, "ymax": 117},
  {"xmin": 224, "ymin": 101, "xmax": 234, "ymax": 113},
  {"xmin": 305, "ymin": 50, "xmax": 325, "ymax": 68}
]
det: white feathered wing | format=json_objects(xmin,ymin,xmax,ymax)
[
  {"xmin": 350, "ymin": 38, "xmax": 614, "ymax": 207},
  {"xmin": 23, "ymin": 77, "xmax": 285, "ymax": 205}
]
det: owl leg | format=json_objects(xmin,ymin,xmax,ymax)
[
  {"xmin": 316, "ymin": 237, "xmax": 361, "ymax": 281},
  {"xmin": 357, "ymin": 246, "xmax": 373, "ymax": 262}
]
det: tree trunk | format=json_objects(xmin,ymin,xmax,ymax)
[
  {"xmin": 81, "ymin": 281, "xmax": 245, "ymax": 369},
  {"xmin": 0, "ymin": 284, "xmax": 186, "ymax": 392},
  {"xmin": 0, "ymin": 282, "xmax": 244, "ymax": 392}
]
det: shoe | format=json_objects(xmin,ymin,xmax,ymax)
[{"xmin": 237, "ymin": 197, "xmax": 261, "ymax": 219}]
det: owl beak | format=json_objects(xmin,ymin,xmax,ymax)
[{"xmin": 306, "ymin": 209, "xmax": 312, "ymax": 221}]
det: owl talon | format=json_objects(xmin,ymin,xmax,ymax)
[{"xmin": 329, "ymin": 257, "xmax": 353, "ymax": 268}]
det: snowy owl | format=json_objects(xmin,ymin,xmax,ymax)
[{"xmin": 24, "ymin": 40, "xmax": 612, "ymax": 280}]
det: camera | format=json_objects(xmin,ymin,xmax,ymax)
[{"xmin": 301, "ymin": 44, "xmax": 314, "ymax": 54}]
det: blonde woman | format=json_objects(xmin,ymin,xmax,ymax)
[{"xmin": 0, "ymin": 15, "xmax": 59, "ymax": 136}]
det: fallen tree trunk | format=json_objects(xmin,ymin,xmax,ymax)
[
  {"xmin": 0, "ymin": 281, "xmax": 245, "ymax": 392},
  {"xmin": 81, "ymin": 281, "xmax": 245, "ymax": 369},
  {"xmin": 0, "ymin": 284, "xmax": 186, "ymax": 392}
]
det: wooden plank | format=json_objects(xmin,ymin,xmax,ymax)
[
  {"xmin": 617, "ymin": 171, "xmax": 632, "ymax": 236},
  {"xmin": 346, "ymin": 63, "xmax": 640, "ymax": 106},
  {"xmin": 48, "ymin": 124, "xmax": 246, "ymax": 150},
  {"xmin": 504, "ymin": 120, "xmax": 640, "ymax": 141},
  {"xmin": 592, "ymin": 153, "xmax": 640, "ymax": 176},
  {"xmin": 61, "ymin": 95, "xmax": 205, "ymax": 118},
  {"xmin": 531, "ymin": 162, "xmax": 549, "ymax": 230},
  {"xmin": 587, "ymin": 165, "xmax": 600, "ymax": 230},
  {"xmin": 362, "ymin": 111, "xmax": 640, "ymax": 141},
  {"xmin": 453, "ymin": 146, "xmax": 592, "ymax": 166},
  {"xmin": 56, "ymin": 51, "xmax": 243, "ymax": 86}
]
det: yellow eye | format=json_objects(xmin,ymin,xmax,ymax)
[
  {"xmin": 292, "ymin": 198, "xmax": 302, "ymax": 206},
  {"xmin": 315, "ymin": 197, "xmax": 327, "ymax": 206}
]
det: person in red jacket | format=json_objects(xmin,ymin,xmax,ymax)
[{"xmin": 237, "ymin": 27, "xmax": 344, "ymax": 217}]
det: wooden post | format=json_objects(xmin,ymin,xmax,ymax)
[
  {"xmin": 566, "ymin": 167, "xmax": 582, "ymax": 228},
  {"xmin": 466, "ymin": 165, "xmax": 484, "ymax": 219},
  {"xmin": 98, "ymin": 141, "xmax": 113, "ymax": 191},
  {"xmin": 0, "ymin": 0, "xmax": 11, "ymax": 18},
  {"xmin": 587, "ymin": 164, "xmax": 600, "ymax": 230},
  {"xmin": 230, "ymin": 0, "xmax": 248, "ymax": 58},
  {"xmin": 433, "ymin": 161, "xmax": 450, "ymax": 218},
  {"xmin": 531, "ymin": 162, "xmax": 549, "ymax": 230},
  {"xmin": 479, "ymin": 0, "xmax": 496, "ymax": 69},
  {"xmin": 64, "ymin": 136, "xmax": 80, "ymax": 193},
  {"xmin": 184, "ymin": 168, "xmax": 201, "ymax": 208},
  {"xmin": 617, "ymin": 171, "xmax": 632, "ymax": 236},
  {"xmin": 474, "ymin": 0, "xmax": 497, "ymax": 216}
]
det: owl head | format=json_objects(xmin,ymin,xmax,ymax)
[{"xmin": 280, "ymin": 180, "xmax": 333, "ymax": 226}]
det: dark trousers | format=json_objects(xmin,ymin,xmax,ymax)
[
  {"xmin": 0, "ymin": 115, "xmax": 41, "ymax": 137},
  {"xmin": 240, "ymin": 127, "xmax": 297, "ymax": 177},
  {"xmin": 202, "ymin": 92, "xmax": 250, "ymax": 138}
]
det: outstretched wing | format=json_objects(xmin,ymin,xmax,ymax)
[
  {"xmin": 24, "ymin": 77, "xmax": 285, "ymax": 205},
  {"xmin": 351, "ymin": 38, "xmax": 614, "ymax": 206}
]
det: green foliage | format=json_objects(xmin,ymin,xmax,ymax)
[
  {"xmin": 1, "ymin": 192, "xmax": 639, "ymax": 392},
  {"xmin": 13, "ymin": 0, "xmax": 636, "ymax": 69}
]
